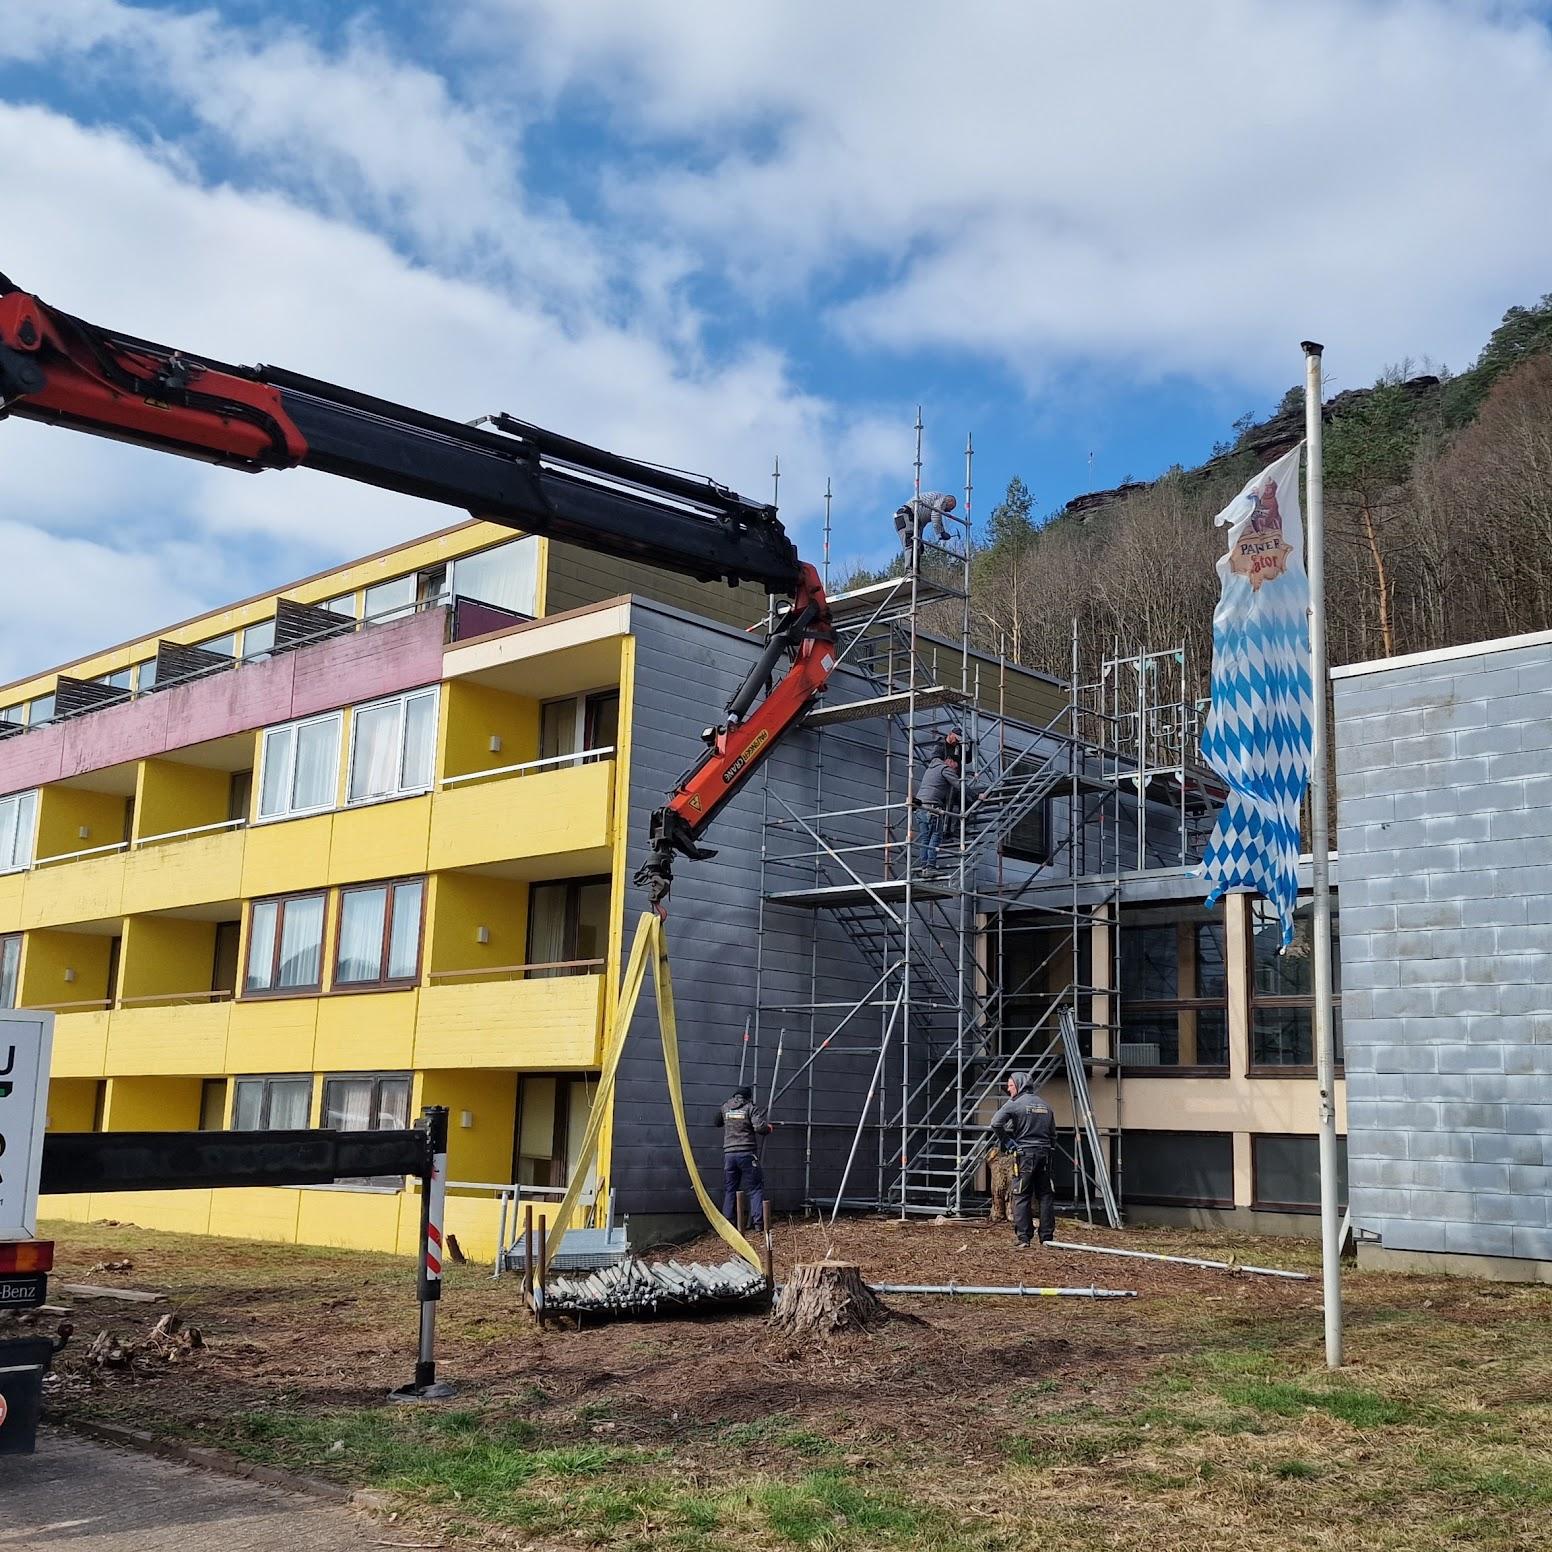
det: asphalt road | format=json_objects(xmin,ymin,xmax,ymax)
[{"xmin": 0, "ymin": 1430, "xmax": 389, "ymax": 1550}]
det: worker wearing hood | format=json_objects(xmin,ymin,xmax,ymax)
[{"xmin": 986, "ymin": 1071, "xmax": 1057, "ymax": 1249}]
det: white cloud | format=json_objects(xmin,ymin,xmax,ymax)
[{"xmin": 473, "ymin": 0, "xmax": 1552, "ymax": 388}]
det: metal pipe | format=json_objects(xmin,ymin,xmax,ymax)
[
  {"xmin": 1047, "ymin": 1239, "xmax": 1311, "ymax": 1281},
  {"xmin": 869, "ymin": 1283, "xmax": 1137, "ymax": 1298}
]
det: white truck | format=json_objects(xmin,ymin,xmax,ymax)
[{"xmin": 0, "ymin": 1010, "xmax": 56, "ymax": 1455}]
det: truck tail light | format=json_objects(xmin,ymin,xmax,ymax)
[{"xmin": 0, "ymin": 1240, "xmax": 54, "ymax": 1274}]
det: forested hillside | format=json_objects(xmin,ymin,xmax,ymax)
[{"xmin": 959, "ymin": 296, "xmax": 1552, "ymax": 688}]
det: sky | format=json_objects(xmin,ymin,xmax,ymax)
[{"xmin": 2, "ymin": 0, "xmax": 1552, "ymax": 681}]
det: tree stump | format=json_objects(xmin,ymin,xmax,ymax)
[{"xmin": 771, "ymin": 1262, "xmax": 885, "ymax": 1339}]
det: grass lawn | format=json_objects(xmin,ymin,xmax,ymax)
[{"xmin": 28, "ymin": 1215, "xmax": 1552, "ymax": 1550}]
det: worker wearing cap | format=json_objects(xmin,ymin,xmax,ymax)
[
  {"xmin": 893, "ymin": 490, "xmax": 956, "ymax": 569},
  {"xmin": 986, "ymin": 1071, "xmax": 1057, "ymax": 1249},
  {"xmin": 715, "ymin": 1086, "xmax": 773, "ymax": 1224}
]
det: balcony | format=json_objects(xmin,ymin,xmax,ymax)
[
  {"xmin": 416, "ymin": 971, "xmax": 606, "ymax": 1068},
  {"xmin": 48, "ymin": 1008, "xmax": 111, "ymax": 1078},
  {"xmin": 430, "ymin": 757, "xmax": 614, "ymax": 875},
  {"xmin": 105, "ymin": 999, "xmax": 232, "ymax": 1076}
]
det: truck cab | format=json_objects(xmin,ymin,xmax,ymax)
[{"xmin": 0, "ymin": 1010, "xmax": 56, "ymax": 1455}]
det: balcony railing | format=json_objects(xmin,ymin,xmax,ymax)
[
  {"xmin": 426, "ymin": 958, "xmax": 606, "ymax": 985},
  {"xmin": 439, "ymin": 745, "xmax": 615, "ymax": 789}
]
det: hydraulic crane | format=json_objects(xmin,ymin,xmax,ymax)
[{"xmin": 0, "ymin": 275, "xmax": 836, "ymax": 908}]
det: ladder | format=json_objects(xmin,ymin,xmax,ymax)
[{"xmin": 1060, "ymin": 1006, "xmax": 1121, "ymax": 1228}]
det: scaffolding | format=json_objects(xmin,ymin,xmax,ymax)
[{"xmin": 751, "ymin": 424, "xmax": 1226, "ymax": 1220}]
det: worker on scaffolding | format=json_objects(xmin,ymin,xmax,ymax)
[
  {"xmin": 912, "ymin": 740, "xmax": 980, "ymax": 878},
  {"xmin": 715, "ymin": 1086, "xmax": 773, "ymax": 1226},
  {"xmin": 986, "ymin": 1072, "xmax": 1057, "ymax": 1249},
  {"xmin": 893, "ymin": 490, "xmax": 957, "ymax": 570}
]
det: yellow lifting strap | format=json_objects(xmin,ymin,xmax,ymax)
[{"xmin": 543, "ymin": 911, "xmax": 763, "ymax": 1271}]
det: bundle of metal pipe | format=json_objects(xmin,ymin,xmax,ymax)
[{"xmin": 545, "ymin": 1255, "xmax": 768, "ymax": 1316}]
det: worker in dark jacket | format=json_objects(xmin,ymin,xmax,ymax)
[
  {"xmin": 912, "ymin": 750, "xmax": 961, "ymax": 877},
  {"xmin": 715, "ymin": 1087, "xmax": 772, "ymax": 1224},
  {"xmin": 986, "ymin": 1071, "xmax": 1057, "ymax": 1249}
]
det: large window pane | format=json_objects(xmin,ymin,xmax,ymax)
[
  {"xmin": 349, "ymin": 702, "xmax": 401, "ymax": 802},
  {"xmin": 324, "ymin": 1077, "xmax": 374, "ymax": 1130},
  {"xmin": 293, "ymin": 718, "xmax": 340, "ymax": 810},
  {"xmin": 243, "ymin": 619, "xmax": 277, "ymax": 659},
  {"xmin": 388, "ymin": 881, "xmax": 423, "ymax": 980},
  {"xmin": 337, "ymin": 887, "xmax": 388, "ymax": 983},
  {"xmin": 0, "ymin": 936, "xmax": 19, "ymax": 1008},
  {"xmin": 259, "ymin": 726, "xmax": 293, "ymax": 819},
  {"xmin": 574, "ymin": 882, "xmax": 609, "ymax": 963},
  {"xmin": 400, "ymin": 693, "xmax": 437, "ymax": 790},
  {"xmin": 584, "ymin": 691, "xmax": 619, "ymax": 753},
  {"xmin": 540, "ymin": 699, "xmax": 578, "ymax": 762},
  {"xmin": 232, "ymin": 1079, "xmax": 264, "ymax": 1130},
  {"xmin": 277, "ymin": 895, "xmax": 325, "ymax": 988},
  {"xmin": 267, "ymin": 1078, "xmax": 312, "ymax": 1129},
  {"xmin": 1121, "ymin": 924, "xmax": 1177, "ymax": 1001},
  {"xmin": 451, "ymin": 538, "xmax": 538, "ymax": 616},
  {"xmin": 1196, "ymin": 922, "xmax": 1227, "ymax": 998},
  {"xmin": 528, "ymin": 882, "xmax": 568, "ymax": 973},
  {"xmin": 1121, "ymin": 1131, "xmax": 1234, "ymax": 1205},
  {"xmin": 364, "ymin": 575, "xmax": 417, "ymax": 621},
  {"xmin": 376, "ymin": 1077, "xmax": 411, "ymax": 1129},
  {"xmin": 1253, "ymin": 1134, "xmax": 1349, "ymax": 1211},
  {"xmin": 244, "ymin": 900, "xmax": 278, "ymax": 992}
]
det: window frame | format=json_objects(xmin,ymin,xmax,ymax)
[
  {"xmin": 242, "ymin": 889, "xmax": 329, "ymax": 998},
  {"xmin": 0, "ymin": 933, "xmax": 20, "ymax": 1009},
  {"xmin": 1247, "ymin": 899, "xmax": 1344, "ymax": 1076},
  {"xmin": 230, "ymin": 1074, "xmax": 315, "ymax": 1131},
  {"xmin": 525, "ymin": 875, "xmax": 612, "ymax": 977},
  {"xmin": 1117, "ymin": 904, "xmax": 1230, "ymax": 1077},
  {"xmin": 257, "ymin": 710, "xmax": 343, "ymax": 823},
  {"xmin": 345, "ymin": 687, "xmax": 439, "ymax": 807},
  {"xmin": 1250, "ymin": 1131, "xmax": 1350, "ymax": 1214},
  {"xmin": 332, "ymin": 877, "xmax": 427, "ymax": 992},
  {"xmin": 1120, "ymin": 1129, "xmax": 1236, "ymax": 1208},
  {"xmin": 0, "ymin": 790, "xmax": 38, "ymax": 874},
  {"xmin": 321, "ymin": 1072, "xmax": 413, "ymax": 1132}
]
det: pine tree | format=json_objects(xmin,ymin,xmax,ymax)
[{"xmin": 986, "ymin": 476, "xmax": 1036, "ymax": 551}]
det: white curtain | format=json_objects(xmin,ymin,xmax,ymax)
[
  {"xmin": 258, "ymin": 727, "xmax": 293, "ymax": 818},
  {"xmin": 375, "ymin": 1078, "xmax": 411, "ymax": 1129},
  {"xmin": 398, "ymin": 693, "xmax": 436, "ymax": 791},
  {"xmin": 527, "ymin": 883, "xmax": 568, "ymax": 975},
  {"xmin": 451, "ymin": 538, "xmax": 538, "ymax": 615},
  {"xmin": 293, "ymin": 717, "xmax": 340, "ymax": 810},
  {"xmin": 233, "ymin": 1080, "xmax": 264, "ymax": 1129},
  {"xmin": 387, "ymin": 881, "xmax": 424, "ymax": 980},
  {"xmin": 0, "ymin": 936, "xmax": 18, "ymax": 1008},
  {"xmin": 277, "ymin": 895, "xmax": 324, "ymax": 988},
  {"xmin": 325, "ymin": 1078, "xmax": 373, "ymax": 1131},
  {"xmin": 350, "ymin": 703, "xmax": 400, "ymax": 801},
  {"xmin": 336, "ymin": 887, "xmax": 387, "ymax": 982},
  {"xmin": 244, "ymin": 900, "xmax": 278, "ymax": 991},
  {"xmin": 268, "ymin": 1079, "xmax": 312, "ymax": 1129}
]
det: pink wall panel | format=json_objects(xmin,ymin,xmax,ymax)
[{"xmin": 0, "ymin": 609, "xmax": 447, "ymax": 796}]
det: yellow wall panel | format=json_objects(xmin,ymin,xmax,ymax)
[
  {"xmin": 119, "ymin": 915, "xmax": 217, "ymax": 1003},
  {"xmin": 314, "ymin": 990, "xmax": 418, "ymax": 1072},
  {"xmin": 90, "ymin": 1189, "xmax": 212, "ymax": 1236},
  {"xmin": 328, "ymin": 797, "xmax": 431, "ymax": 885},
  {"xmin": 106, "ymin": 1003, "xmax": 231, "ymax": 1076},
  {"xmin": 415, "ymin": 975, "xmax": 604, "ymax": 1069},
  {"xmin": 35, "ymin": 786, "xmax": 128, "ymax": 863},
  {"xmin": 208, "ymin": 1188, "xmax": 302, "ymax": 1244},
  {"xmin": 103, "ymin": 1074, "xmax": 204, "ymax": 1129},
  {"xmin": 427, "ymin": 872, "xmax": 527, "ymax": 978},
  {"xmin": 48, "ymin": 1011, "xmax": 109, "ymax": 1078},
  {"xmin": 241, "ymin": 815, "xmax": 335, "ymax": 898},
  {"xmin": 295, "ymin": 1188, "xmax": 406, "ymax": 1253},
  {"xmin": 135, "ymin": 760, "xmax": 234, "ymax": 843},
  {"xmin": 46, "ymin": 1077, "xmax": 101, "ymax": 1131},
  {"xmin": 428, "ymin": 761, "xmax": 613, "ymax": 872},
  {"xmin": 226, "ymin": 997, "xmax": 319, "ymax": 1074},
  {"xmin": 0, "ymin": 871, "xmax": 26, "ymax": 932},
  {"xmin": 122, "ymin": 829, "xmax": 245, "ymax": 916},
  {"xmin": 21, "ymin": 930, "xmax": 115, "ymax": 1010},
  {"xmin": 21, "ymin": 854, "xmax": 125, "ymax": 931},
  {"xmin": 443, "ymin": 680, "xmax": 540, "ymax": 781},
  {"xmin": 38, "ymin": 1198, "xmax": 94, "ymax": 1225},
  {"xmin": 419, "ymin": 1069, "xmax": 518, "ymax": 1184}
]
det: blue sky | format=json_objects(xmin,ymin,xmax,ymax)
[{"xmin": 3, "ymin": 0, "xmax": 1552, "ymax": 680}]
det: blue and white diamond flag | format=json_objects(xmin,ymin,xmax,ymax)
[{"xmin": 1199, "ymin": 443, "xmax": 1313, "ymax": 947}]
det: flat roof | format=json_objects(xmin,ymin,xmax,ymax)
[{"xmin": 1332, "ymin": 626, "xmax": 1552, "ymax": 680}]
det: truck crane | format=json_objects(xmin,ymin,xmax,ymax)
[{"xmin": 0, "ymin": 274, "xmax": 837, "ymax": 909}]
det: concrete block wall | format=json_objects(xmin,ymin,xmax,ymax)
[{"xmin": 1333, "ymin": 631, "xmax": 1552, "ymax": 1267}]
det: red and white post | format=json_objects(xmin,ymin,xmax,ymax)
[{"xmin": 390, "ymin": 1105, "xmax": 457, "ymax": 1401}]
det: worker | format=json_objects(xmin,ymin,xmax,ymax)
[
  {"xmin": 986, "ymin": 1071, "xmax": 1057, "ymax": 1249},
  {"xmin": 986, "ymin": 1141, "xmax": 1015, "ymax": 1224},
  {"xmin": 893, "ymin": 490, "xmax": 957, "ymax": 567},
  {"xmin": 715, "ymin": 1086, "xmax": 772, "ymax": 1225},
  {"xmin": 911, "ymin": 747, "xmax": 959, "ymax": 877}
]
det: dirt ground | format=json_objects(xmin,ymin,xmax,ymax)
[{"xmin": 16, "ymin": 1215, "xmax": 1552, "ymax": 1551}]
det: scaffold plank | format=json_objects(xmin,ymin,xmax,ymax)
[
  {"xmin": 806, "ymin": 685, "xmax": 971, "ymax": 727},
  {"xmin": 765, "ymin": 878, "xmax": 956, "ymax": 908}
]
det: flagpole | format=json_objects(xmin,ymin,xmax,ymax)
[{"xmin": 1302, "ymin": 339, "xmax": 1343, "ymax": 1369}]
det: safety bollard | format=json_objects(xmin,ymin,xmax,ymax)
[
  {"xmin": 736, "ymin": 1190, "xmax": 748, "ymax": 1233},
  {"xmin": 390, "ymin": 1106, "xmax": 457, "ymax": 1401}
]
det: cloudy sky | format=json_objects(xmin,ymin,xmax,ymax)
[{"xmin": 2, "ymin": 0, "xmax": 1551, "ymax": 680}]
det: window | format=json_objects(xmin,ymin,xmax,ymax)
[
  {"xmin": 541, "ymin": 690, "xmax": 618, "ymax": 764},
  {"xmin": 193, "ymin": 632, "xmax": 237, "ymax": 658},
  {"xmin": 93, "ymin": 667, "xmax": 133, "ymax": 691},
  {"xmin": 1250, "ymin": 899, "xmax": 1343, "ymax": 1069},
  {"xmin": 323, "ymin": 1073, "xmax": 411, "ymax": 1131},
  {"xmin": 539, "ymin": 698, "xmax": 579, "ymax": 762},
  {"xmin": 451, "ymin": 538, "xmax": 539, "ymax": 617},
  {"xmin": 335, "ymin": 879, "xmax": 425, "ymax": 987},
  {"xmin": 27, "ymin": 693, "xmax": 55, "ymax": 727},
  {"xmin": 258, "ymin": 711, "xmax": 341, "ymax": 819},
  {"xmin": 1252, "ymin": 1133, "xmax": 1349, "ymax": 1213},
  {"xmin": 1118, "ymin": 905, "xmax": 1228, "ymax": 1070},
  {"xmin": 584, "ymin": 691, "xmax": 619, "ymax": 756},
  {"xmin": 242, "ymin": 619, "xmax": 277, "ymax": 659},
  {"xmin": 347, "ymin": 688, "xmax": 438, "ymax": 803},
  {"xmin": 227, "ymin": 769, "xmax": 253, "ymax": 823},
  {"xmin": 322, "ymin": 592, "xmax": 357, "ymax": 618},
  {"xmin": 199, "ymin": 1079, "xmax": 228, "ymax": 1131},
  {"xmin": 0, "ymin": 934, "xmax": 19, "ymax": 1008},
  {"xmin": 232, "ymin": 1075, "xmax": 313, "ymax": 1130},
  {"xmin": 0, "ymin": 705, "xmax": 21, "ymax": 728},
  {"xmin": 1003, "ymin": 800, "xmax": 1051, "ymax": 864},
  {"xmin": 417, "ymin": 566, "xmax": 449, "ymax": 609},
  {"xmin": 212, "ymin": 921, "xmax": 242, "ymax": 997},
  {"xmin": 244, "ymin": 893, "xmax": 327, "ymax": 994},
  {"xmin": 515, "ymin": 1074, "xmax": 595, "ymax": 1189},
  {"xmin": 364, "ymin": 575, "xmax": 417, "ymax": 622},
  {"xmin": 0, "ymin": 790, "xmax": 38, "ymax": 872},
  {"xmin": 527, "ymin": 877, "xmax": 610, "ymax": 976},
  {"xmin": 135, "ymin": 659, "xmax": 157, "ymax": 692},
  {"xmin": 1121, "ymin": 1131, "xmax": 1234, "ymax": 1206}
]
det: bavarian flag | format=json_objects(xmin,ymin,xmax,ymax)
[{"xmin": 1198, "ymin": 444, "xmax": 1313, "ymax": 947}]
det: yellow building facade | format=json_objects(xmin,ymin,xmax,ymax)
[{"xmin": 2, "ymin": 521, "xmax": 700, "ymax": 1259}]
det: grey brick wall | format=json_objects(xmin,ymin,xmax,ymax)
[{"xmin": 1333, "ymin": 634, "xmax": 1552, "ymax": 1264}]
